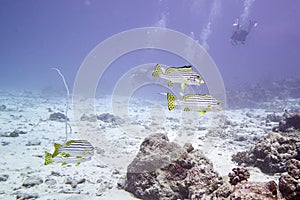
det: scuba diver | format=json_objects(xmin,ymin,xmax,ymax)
[{"xmin": 231, "ymin": 18, "xmax": 258, "ymax": 45}]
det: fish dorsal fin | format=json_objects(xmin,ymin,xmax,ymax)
[
  {"xmin": 65, "ymin": 139, "xmax": 87, "ymax": 147},
  {"xmin": 65, "ymin": 140, "xmax": 76, "ymax": 147},
  {"xmin": 182, "ymin": 94, "xmax": 206, "ymax": 101},
  {"xmin": 152, "ymin": 64, "xmax": 164, "ymax": 77},
  {"xmin": 165, "ymin": 66, "xmax": 192, "ymax": 75}
]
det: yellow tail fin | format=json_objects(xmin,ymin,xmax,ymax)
[
  {"xmin": 52, "ymin": 143, "xmax": 62, "ymax": 157},
  {"xmin": 167, "ymin": 93, "xmax": 177, "ymax": 110},
  {"xmin": 44, "ymin": 152, "xmax": 53, "ymax": 165},
  {"xmin": 152, "ymin": 64, "xmax": 164, "ymax": 77}
]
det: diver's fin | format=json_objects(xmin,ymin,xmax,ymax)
[
  {"xmin": 152, "ymin": 64, "xmax": 164, "ymax": 77},
  {"xmin": 167, "ymin": 93, "xmax": 177, "ymax": 111},
  {"xmin": 168, "ymin": 80, "xmax": 173, "ymax": 86},
  {"xmin": 198, "ymin": 110, "xmax": 206, "ymax": 115},
  {"xmin": 44, "ymin": 152, "xmax": 53, "ymax": 165},
  {"xmin": 233, "ymin": 18, "xmax": 239, "ymax": 26}
]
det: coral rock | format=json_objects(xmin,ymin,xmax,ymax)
[
  {"xmin": 273, "ymin": 113, "xmax": 300, "ymax": 132},
  {"xmin": 97, "ymin": 113, "xmax": 125, "ymax": 125},
  {"xmin": 0, "ymin": 104, "xmax": 6, "ymax": 111},
  {"xmin": 22, "ymin": 176, "xmax": 43, "ymax": 188},
  {"xmin": 228, "ymin": 167, "xmax": 250, "ymax": 185},
  {"xmin": 279, "ymin": 159, "xmax": 300, "ymax": 200},
  {"xmin": 80, "ymin": 113, "xmax": 97, "ymax": 122},
  {"xmin": 229, "ymin": 181, "xmax": 280, "ymax": 200},
  {"xmin": 49, "ymin": 112, "xmax": 69, "ymax": 122},
  {"xmin": 232, "ymin": 132, "xmax": 300, "ymax": 174},
  {"xmin": 0, "ymin": 174, "xmax": 9, "ymax": 182},
  {"xmin": 124, "ymin": 133, "xmax": 222, "ymax": 200}
]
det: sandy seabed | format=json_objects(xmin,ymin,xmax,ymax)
[{"xmin": 0, "ymin": 90, "xmax": 285, "ymax": 199}]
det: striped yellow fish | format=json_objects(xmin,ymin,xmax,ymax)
[
  {"xmin": 152, "ymin": 64, "xmax": 204, "ymax": 90},
  {"xmin": 167, "ymin": 93, "xmax": 222, "ymax": 115},
  {"xmin": 44, "ymin": 140, "xmax": 94, "ymax": 166}
]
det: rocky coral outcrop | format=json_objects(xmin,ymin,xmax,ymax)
[
  {"xmin": 0, "ymin": 174, "xmax": 9, "ymax": 182},
  {"xmin": 273, "ymin": 113, "xmax": 300, "ymax": 132},
  {"xmin": 279, "ymin": 159, "xmax": 300, "ymax": 200},
  {"xmin": 22, "ymin": 176, "xmax": 43, "ymax": 188},
  {"xmin": 227, "ymin": 78, "xmax": 300, "ymax": 109},
  {"xmin": 125, "ymin": 133, "xmax": 286, "ymax": 199},
  {"xmin": 80, "ymin": 113, "xmax": 97, "ymax": 122},
  {"xmin": 228, "ymin": 167, "xmax": 250, "ymax": 185},
  {"xmin": 228, "ymin": 181, "xmax": 279, "ymax": 200},
  {"xmin": 124, "ymin": 133, "xmax": 223, "ymax": 200},
  {"xmin": 49, "ymin": 112, "xmax": 69, "ymax": 122},
  {"xmin": 0, "ymin": 104, "xmax": 6, "ymax": 111},
  {"xmin": 266, "ymin": 112, "xmax": 283, "ymax": 123},
  {"xmin": 213, "ymin": 168, "xmax": 280, "ymax": 199},
  {"xmin": 232, "ymin": 132, "xmax": 300, "ymax": 174}
]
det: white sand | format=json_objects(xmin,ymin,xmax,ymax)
[{"xmin": 0, "ymin": 90, "xmax": 284, "ymax": 199}]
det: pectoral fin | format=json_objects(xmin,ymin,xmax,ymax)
[
  {"xmin": 184, "ymin": 107, "xmax": 190, "ymax": 112},
  {"xmin": 181, "ymin": 83, "xmax": 186, "ymax": 90},
  {"xmin": 168, "ymin": 80, "xmax": 173, "ymax": 86},
  {"xmin": 198, "ymin": 110, "xmax": 206, "ymax": 115}
]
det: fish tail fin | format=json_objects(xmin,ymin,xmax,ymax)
[
  {"xmin": 167, "ymin": 93, "xmax": 177, "ymax": 111},
  {"xmin": 44, "ymin": 152, "xmax": 53, "ymax": 165},
  {"xmin": 52, "ymin": 143, "xmax": 62, "ymax": 157},
  {"xmin": 152, "ymin": 64, "xmax": 164, "ymax": 77}
]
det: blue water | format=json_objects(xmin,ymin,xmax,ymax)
[{"xmin": 0, "ymin": 0, "xmax": 300, "ymax": 105}]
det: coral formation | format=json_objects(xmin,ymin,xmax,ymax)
[
  {"xmin": 80, "ymin": 113, "xmax": 97, "ymax": 122},
  {"xmin": 49, "ymin": 112, "xmax": 69, "ymax": 122},
  {"xmin": 232, "ymin": 132, "xmax": 300, "ymax": 174},
  {"xmin": 228, "ymin": 167, "xmax": 250, "ymax": 185},
  {"xmin": 97, "ymin": 113, "xmax": 125, "ymax": 125},
  {"xmin": 227, "ymin": 78, "xmax": 300, "ymax": 109},
  {"xmin": 279, "ymin": 159, "xmax": 300, "ymax": 200},
  {"xmin": 228, "ymin": 181, "xmax": 279, "ymax": 200},
  {"xmin": 0, "ymin": 104, "xmax": 6, "ymax": 111},
  {"xmin": 124, "ymin": 133, "xmax": 282, "ymax": 199},
  {"xmin": 266, "ymin": 112, "xmax": 282, "ymax": 123},
  {"xmin": 273, "ymin": 113, "xmax": 300, "ymax": 132},
  {"xmin": 124, "ymin": 133, "xmax": 222, "ymax": 200}
]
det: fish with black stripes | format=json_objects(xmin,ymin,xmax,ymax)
[
  {"xmin": 44, "ymin": 140, "xmax": 94, "ymax": 166},
  {"xmin": 152, "ymin": 64, "xmax": 204, "ymax": 90},
  {"xmin": 167, "ymin": 93, "xmax": 222, "ymax": 115}
]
